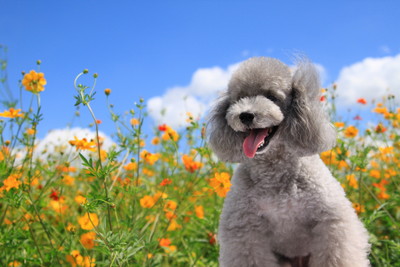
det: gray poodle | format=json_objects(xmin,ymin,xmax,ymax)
[{"xmin": 208, "ymin": 57, "xmax": 370, "ymax": 267}]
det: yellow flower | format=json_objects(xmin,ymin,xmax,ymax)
[
  {"xmin": 78, "ymin": 213, "xmax": 99, "ymax": 230},
  {"xmin": 22, "ymin": 70, "xmax": 47, "ymax": 93},
  {"xmin": 1, "ymin": 174, "xmax": 22, "ymax": 191},
  {"xmin": 0, "ymin": 108, "xmax": 24, "ymax": 119},
  {"xmin": 140, "ymin": 195, "xmax": 155, "ymax": 208},
  {"xmin": 69, "ymin": 136, "xmax": 96, "ymax": 152},
  {"xmin": 209, "ymin": 172, "xmax": 231, "ymax": 197},
  {"xmin": 346, "ymin": 174, "xmax": 359, "ymax": 189},
  {"xmin": 344, "ymin": 126, "xmax": 358, "ymax": 138},
  {"xmin": 80, "ymin": 231, "xmax": 96, "ymax": 249},
  {"xmin": 195, "ymin": 205, "xmax": 204, "ymax": 219},
  {"xmin": 26, "ymin": 128, "xmax": 36, "ymax": 135}
]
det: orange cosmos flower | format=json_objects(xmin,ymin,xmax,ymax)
[
  {"xmin": 357, "ymin": 98, "xmax": 367, "ymax": 104},
  {"xmin": 182, "ymin": 154, "xmax": 203, "ymax": 173},
  {"xmin": 69, "ymin": 136, "xmax": 97, "ymax": 152},
  {"xmin": 209, "ymin": 172, "xmax": 232, "ymax": 197},
  {"xmin": 195, "ymin": 205, "xmax": 204, "ymax": 219},
  {"xmin": 375, "ymin": 123, "xmax": 387, "ymax": 133},
  {"xmin": 22, "ymin": 70, "xmax": 47, "ymax": 93},
  {"xmin": 344, "ymin": 126, "xmax": 358, "ymax": 138},
  {"xmin": 80, "ymin": 231, "xmax": 96, "ymax": 249},
  {"xmin": 140, "ymin": 150, "xmax": 160, "ymax": 165},
  {"xmin": 346, "ymin": 174, "xmax": 359, "ymax": 189},
  {"xmin": 1, "ymin": 174, "xmax": 22, "ymax": 191},
  {"xmin": 159, "ymin": 238, "xmax": 171, "ymax": 247},
  {"xmin": 78, "ymin": 213, "xmax": 99, "ymax": 230},
  {"xmin": 160, "ymin": 178, "xmax": 172, "ymax": 186},
  {"xmin": 140, "ymin": 195, "xmax": 155, "ymax": 208},
  {"xmin": 0, "ymin": 108, "xmax": 24, "ymax": 119}
]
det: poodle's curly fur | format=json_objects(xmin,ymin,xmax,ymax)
[{"xmin": 208, "ymin": 57, "xmax": 370, "ymax": 267}]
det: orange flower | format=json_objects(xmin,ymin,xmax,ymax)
[
  {"xmin": 344, "ymin": 126, "xmax": 358, "ymax": 138},
  {"xmin": 123, "ymin": 161, "xmax": 137, "ymax": 171},
  {"xmin": 161, "ymin": 125, "xmax": 179, "ymax": 141},
  {"xmin": 1, "ymin": 174, "xmax": 22, "ymax": 191},
  {"xmin": 160, "ymin": 178, "xmax": 172, "ymax": 186},
  {"xmin": 151, "ymin": 137, "xmax": 160, "ymax": 145},
  {"xmin": 346, "ymin": 174, "xmax": 358, "ymax": 189},
  {"xmin": 164, "ymin": 200, "xmax": 177, "ymax": 211},
  {"xmin": 130, "ymin": 118, "xmax": 139, "ymax": 126},
  {"xmin": 352, "ymin": 203, "xmax": 365, "ymax": 214},
  {"xmin": 78, "ymin": 213, "xmax": 99, "ymax": 230},
  {"xmin": 182, "ymin": 154, "xmax": 203, "ymax": 173},
  {"xmin": 167, "ymin": 219, "xmax": 181, "ymax": 231},
  {"xmin": 357, "ymin": 98, "xmax": 367, "ymax": 104},
  {"xmin": 0, "ymin": 108, "xmax": 24, "ymax": 119},
  {"xmin": 334, "ymin": 122, "xmax": 345, "ymax": 128},
  {"xmin": 80, "ymin": 232, "xmax": 96, "ymax": 249},
  {"xmin": 75, "ymin": 195, "xmax": 87, "ymax": 205},
  {"xmin": 22, "ymin": 70, "xmax": 46, "ymax": 93},
  {"xmin": 195, "ymin": 205, "xmax": 204, "ymax": 219},
  {"xmin": 140, "ymin": 195, "xmax": 155, "ymax": 208},
  {"xmin": 159, "ymin": 238, "xmax": 171, "ymax": 247},
  {"xmin": 140, "ymin": 150, "xmax": 160, "ymax": 165},
  {"xmin": 104, "ymin": 88, "xmax": 111, "ymax": 96},
  {"xmin": 8, "ymin": 261, "xmax": 22, "ymax": 267},
  {"xmin": 375, "ymin": 123, "xmax": 387, "ymax": 133},
  {"xmin": 69, "ymin": 136, "xmax": 96, "ymax": 152},
  {"xmin": 209, "ymin": 172, "xmax": 231, "ymax": 197}
]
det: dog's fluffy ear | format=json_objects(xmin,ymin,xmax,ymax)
[
  {"xmin": 281, "ymin": 61, "xmax": 336, "ymax": 155},
  {"xmin": 207, "ymin": 93, "xmax": 245, "ymax": 163}
]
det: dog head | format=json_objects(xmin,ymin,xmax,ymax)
[{"xmin": 208, "ymin": 57, "xmax": 336, "ymax": 163}]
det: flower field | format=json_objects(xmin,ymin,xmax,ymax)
[{"xmin": 0, "ymin": 60, "xmax": 399, "ymax": 267}]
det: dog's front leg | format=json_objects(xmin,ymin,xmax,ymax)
[{"xmin": 219, "ymin": 227, "xmax": 281, "ymax": 267}]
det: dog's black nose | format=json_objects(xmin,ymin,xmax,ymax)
[{"xmin": 239, "ymin": 112, "xmax": 254, "ymax": 126}]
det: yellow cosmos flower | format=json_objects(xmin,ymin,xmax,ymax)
[
  {"xmin": 22, "ymin": 70, "xmax": 47, "ymax": 93},
  {"xmin": 0, "ymin": 108, "xmax": 24, "ymax": 119},
  {"xmin": 209, "ymin": 172, "xmax": 231, "ymax": 197},
  {"xmin": 78, "ymin": 213, "xmax": 99, "ymax": 230}
]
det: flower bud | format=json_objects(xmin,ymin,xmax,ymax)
[
  {"xmin": 104, "ymin": 88, "xmax": 111, "ymax": 96},
  {"xmin": 83, "ymin": 69, "xmax": 89, "ymax": 74}
]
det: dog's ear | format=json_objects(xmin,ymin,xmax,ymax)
[
  {"xmin": 207, "ymin": 93, "xmax": 246, "ymax": 163},
  {"xmin": 281, "ymin": 61, "xmax": 336, "ymax": 155}
]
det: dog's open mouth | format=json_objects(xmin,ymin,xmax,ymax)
[{"xmin": 243, "ymin": 126, "xmax": 278, "ymax": 158}]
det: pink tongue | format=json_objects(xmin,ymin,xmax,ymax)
[{"xmin": 243, "ymin": 128, "xmax": 270, "ymax": 158}]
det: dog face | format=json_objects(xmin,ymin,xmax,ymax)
[{"xmin": 208, "ymin": 57, "xmax": 336, "ymax": 163}]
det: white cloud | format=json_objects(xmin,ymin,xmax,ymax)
[
  {"xmin": 147, "ymin": 63, "xmax": 240, "ymax": 128},
  {"xmin": 336, "ymin": 54, "xmax": 400, "ymax": 106}
]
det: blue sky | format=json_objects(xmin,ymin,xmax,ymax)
[{"xmin": 1, "ymin": 1, "xmax": 399, "ymax": 140}]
